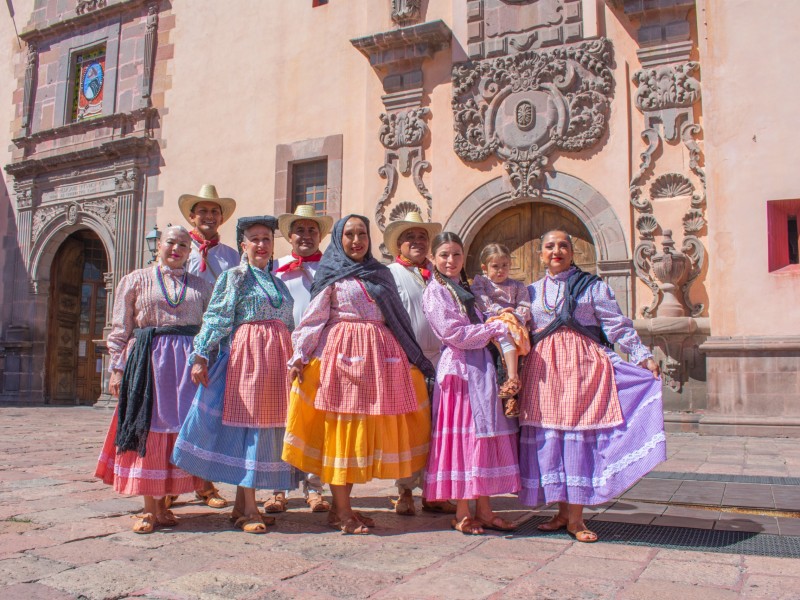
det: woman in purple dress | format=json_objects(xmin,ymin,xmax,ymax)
[
  {"xmin": 422, "ymin": 232, "xmax": 521, "ymax": 535},
  {"xmin": 518, "ymin": 229, "xmax": 664, "ymax": 542}
]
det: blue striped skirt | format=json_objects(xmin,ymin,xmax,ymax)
[{"xmin": 171, "ymin": 348, "xmax": 302, "ymax": 490}]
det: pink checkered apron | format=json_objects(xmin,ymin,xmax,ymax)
[
  {"xmin": 222, "ymin": 320, "xmax": 293, "ymax": 427},
  {"xmin": 317, "ymin": 319, "xmax": 418, "ymax": 415},
  {"xmin": 519, "ymin": 327, "xmax": 623, "ymax": 430}
]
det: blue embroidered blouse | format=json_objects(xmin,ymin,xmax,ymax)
[{"xmin": 192, "ymin": 260, "xmax": 294, "ymax": 362}]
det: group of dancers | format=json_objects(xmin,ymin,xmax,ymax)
[{"xmin": 96, "ymin": 184, "xmax": 666, "ymax": 541}]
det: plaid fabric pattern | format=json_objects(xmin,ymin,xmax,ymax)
[
  {"xmin": 222, "ymin": 320, "xmax": 293, "ymax": 427},
  {"xmin": 520, "ymin": 328, "xmax": 623, "ymax": 430},
  {"xmin": 317, "ymin": 320, "xmax": 418, "ymax": 415}
]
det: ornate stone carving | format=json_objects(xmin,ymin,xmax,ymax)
[
  {"xmin": 115, "ymin": 168, "xmax": 138, "ymax": 191},
  {"xmin": 375, "ymin": 107, "xmax": 434, "ymax": 259},
  {"xmin": 452, "ymin": 38, "xmax": 614, "ymax": 199},
  {"xmin": 22, "ymin": 42, "xmax": 37, "ymax": 130},
  {"xmin": 65, "ymin": 202, "xmax": 79, "ymax": 225},
  {"xmin": 391, "ymin": 0, "xmax": 422, "ymax": 26},
  {"xmin": 75, "ymin": 0, "xmax": 107, "ymax": 15},
  {"xmin": 682, "ymin": 209, "xmax": 705, "ymax": 234},
  {"xmin": 83, "ymin": 198, "xmax": 117, "ymax": 232},
  {"xmin": 32, "ymin": 206, "xmax": 65, "ymax": 239},
  {"xmin": 635, "ymin": 214, "xmax": 659, "ymax": 239},
  {"xmin": 650, "ymin": 173, "xmax": 693, "ymax": 199},
  {"xmin": 389, "ymin": 201, "xmax": 424, "ymax": 222},
  {"xmin": 632, "ymin": 61, "xmax": 700, "ymax": 142},
  {"xmin": 16, "ymin": 187, "xmax": 33, "ymax": 209},
  {"xmin": 142, "ymin": 3, "xmax": 159, "ymax": 100}
]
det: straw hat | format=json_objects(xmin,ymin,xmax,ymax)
[
  {"xmin": 383, "ymin": 211, "xmax": 442, "ymax": 257},
  {"xmin": 277, "ymin": 204, "xmax": 334, "ymax": 240},
  {"xmin": 178, "ymin": 184, "xmax": 237, "ymax": 224}
]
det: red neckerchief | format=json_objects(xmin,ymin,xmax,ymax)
[
  {"xmin": 189, "ymin": 230, "xmax": 219, "ymax": 273},
  {"xmin": 395, "ymin": 255, "xmax": 431, "ymax": 281},
  {"xmin": 275, "ymin": 251, "xmax": 323, "ymax": 273}
]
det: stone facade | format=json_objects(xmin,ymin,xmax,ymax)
[{"xmin": 0, "ymin": 0, "xmax": 798, "ymax": 436}]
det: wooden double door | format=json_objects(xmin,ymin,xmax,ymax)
[
  {"xmin": 46, "ymin": 231, "xmax": 109, "ymax": 405},
  {"xmin": 466, "ymin": 203, "xmax": 597, "ymax": 285}
]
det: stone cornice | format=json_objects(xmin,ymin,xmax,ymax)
[
  {"xmin": 350, "ymin": 19, "xmax": 452, "ymax": 71},
  {"xmin": 5, "ymin": 136, "xmax": 156, "ymax": 178},
  {"xmin": 700, "ymin": 336, "xmax": 800, "ymax": 353},
  {"xmin": 20, "ymin": 0, "xmax": 150, "ymax": 43},
  {"xmin": 621, "ymin": 0, "xmax": 695, "ymax": 18}
]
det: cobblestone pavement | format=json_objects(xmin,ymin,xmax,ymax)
[{"xmin": 1, "ymin": 407, "xmax": 800, "ymax": 599}]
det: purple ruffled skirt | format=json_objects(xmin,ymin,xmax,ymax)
[{"xmin": 519, "ymin": 360, "xmax": 666, "ymax": 507}]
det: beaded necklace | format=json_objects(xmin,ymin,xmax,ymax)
[
  {"xmin": 157, "ymin": 265, "xmax": 188, "ymax": 308},
  {"xmin": 248, "ymin": 264, "xmax": 283, "ymax": 308},
  {"xmin": 541, "ymin": 275, "xmax": 564, "ymax": 314}
]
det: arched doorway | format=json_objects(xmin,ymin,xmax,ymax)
[
  {"xmin": 466, "ymin": 203, "xmax": 597, "ymax": 284},
  {"xmin": 46, "ymin": 230, "xmax": 109, "ymax": 405}
]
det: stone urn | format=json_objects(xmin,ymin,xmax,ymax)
[{"xmin": 650, "ymin": 230, "xmax": 689, "ymax": 317}]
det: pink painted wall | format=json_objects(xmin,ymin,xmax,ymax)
[{"xmin": 699, "ymin": 0, "xmax": 800, "ymax": 336}]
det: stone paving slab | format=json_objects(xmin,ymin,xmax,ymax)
[{"xmin": 1, "ymin": 408, "xmax": 800, "ymax": 599}]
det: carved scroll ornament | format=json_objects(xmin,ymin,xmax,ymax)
[
  {"xmin": 76, "ymin": 0, "xmax": 107, "ymax": 15},
  {"xmin": 391, "ymin": 0, "xmax": 422, "ymax": 26},
  {"xmin": 452, "ymin": 38, "xmax": 614, "ymax": 198}
]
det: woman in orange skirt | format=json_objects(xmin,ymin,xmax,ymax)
[{"xmin": 283, "ymin": 214, "xmax": 436, "ymax": 534}]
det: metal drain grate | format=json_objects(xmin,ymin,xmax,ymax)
[
  {"xmin": 645, "ymin": 471, "xmax": 800, "ymax": 486},
  {"xmin": 513, "ymin": 516, "xmax": 800, "ymax": 558}
]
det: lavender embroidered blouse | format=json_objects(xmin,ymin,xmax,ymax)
[
  {"xmin": 107, "ymin": 265, "xmax": 213, "ymax": 371},
  {"xmin": 192, "ymin": 261, "xmax": 294, "ymax": 362},
  {"xmin": 290, "ymin": 277, "xmax": 385, "ymax": 365},
  {"xmin": 472, "ymin": 274, "xmax": 532, "ymax": 324},
  {"xmin": 528, "ymin": 267, "xmax": 653, "ymax": 365}
]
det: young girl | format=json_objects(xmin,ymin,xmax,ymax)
[
  {"xmin": 471, "ymin": 244, "xmax": 531, "ymax": 417},
  {"xmin": 422, "ymin": 232, "xmax": 520, "ymax": 535}
]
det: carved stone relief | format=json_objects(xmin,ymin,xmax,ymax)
[
  {"xmin": 75, "ymin": 0, "xmax": 107, "ymax": 15},
  {"xmin": 375, "ymin": 107, "xmax": 433, "ymax": 259},
  {"xmin": 391, "ymin": 0, "xmax": 422, "ymax": 26},
  {"xmin": 630, "ymin": 60, "xmax": 706, "ymax": 324},
  {"xmin": 453, "ymin": 38, "xmax": 614, "ymax": 199},
  {"xmin": 30, "ymin": 197, "xmax": 117, "ymax": 242},
  {"xmin": 466, "ymin": 0, "xmax": 585, "ymax": 60}
]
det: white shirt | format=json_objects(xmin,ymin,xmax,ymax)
[
  {"xmin": 273, "ymin": 254, "xmax": 321, "ymax": 327},
  {"xmin": 387, "ymin": 261, "xmax": 441, "ymax": 367},
  {"xmin": 185, "ymin": 240, "xmax": 240, "ymax": 284}
]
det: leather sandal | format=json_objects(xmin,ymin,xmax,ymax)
[
  {"xmin": 421, "ymin": 498, "xmax": 457, "ymax": 514},
  {"xmin": 196, "ymin": 486, "xmax": 228, "ymax": 509},
  {"xmin": 328, "ymin": 510, "xmax": 375, "ymax": 529},
  {"xmin": 132, "ymin": 513, "xmax": 156, "ymax": 534},
  {"xmin": 230, "ymin": 507, "xmax": 275, "ymax": 525},
  {"xmin": 474, "ymin": 515, "xmax": 516, "ymax": 531},
  {"xmin": 451, "ymin": 516, "xmax": 483, "ymax": 535},
  {"xmin": 164, "ymin": 495, "xmax": 178, "ymax": 509},
  {"xmin": 502, "ymin": 396, "xmax": 520, "ymax": 418},
  {"xmin": 264, "ymin": 492, "xmax": 289, "ymax": 513},
  {"xmin": 537, "ymin": 515, "xmax": 568, "ymax": 532},
  {"xmin": 568, "ymin": 527, "xmax": 598, "ymax": 543},
  {"xmin": 306, "ymin": 492, "xmax": 331, "ymax": 513},
  {"xmin": 338, "ymin": 516, "xmax": 370, "ymax": 535},
  {"xmin": 498, "ymin": 377, "xmax": 521, "ymax": 399},
  {"xmin": 234, "ymin": 515, "xmax": 267, "ymax": 534},
  {"xmin": 394, "ymin": 490, "xmax": 416, "ymax": 516},
  {"xmin": 155, "ymin": 509, "xmax": 178, "ymax": 527}
]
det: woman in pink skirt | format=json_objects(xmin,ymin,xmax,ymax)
[
  {"xmin": 422, "ymin": 232, "xmax": 521, "ymax": 535},
  {"xmin": 95, "ymin": 226, "xmax": 209, "ymax": 533}
]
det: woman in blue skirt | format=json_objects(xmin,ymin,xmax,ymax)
[{"xmin": 172, "ymin": 216, "xmax": 301, "ymax": 533}]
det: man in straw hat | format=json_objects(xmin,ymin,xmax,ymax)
[
  {"xmin": 179, "ymin": 184, "xmax": 239, "ymax": 284},
  {"xmin": 384, "ymin": 210, "xmax": 457, "ymax": 516},
  {"xmin": 266, "ymin": 204, "xmax": 334, "ymax": 514},
  {"xmin": 175, "ymin": 183, "xmax": 239, "ymax": 510}
]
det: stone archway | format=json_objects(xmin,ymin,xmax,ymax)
[{"xmin": 445, "ymin": 171, "xmax": 634, "ymax": 315}]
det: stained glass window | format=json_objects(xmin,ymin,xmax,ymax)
[
  {"xmin": 292, "ymin": 159, "xmax": 328, "ymax": 214},
  {"xmin": 71, "ymin": 45, "xmax": 106, "ymax": 122}
]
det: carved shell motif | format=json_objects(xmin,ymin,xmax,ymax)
[
  {"xmin": 389, "ymin": 201, "xmax": 423, "ymax": 223},
  {"xmin": 682, "ymin": 209, "xmax": 706, "ymax": 234},
  {"xmin": 636, "ymin": 214, "xmax": 659, "ymax": 237},
  {"xmin": 650, "ymin": 173, "xmax": 694, "ymax": 199}
]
